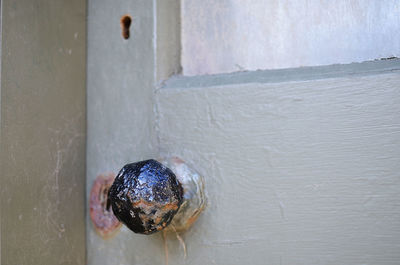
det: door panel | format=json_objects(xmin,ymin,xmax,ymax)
[
  {"xmin": 87, "ymin": 1, "xmax": 400, "ymax": 264},
  {"xmin": 156, "ymin": 65, "xmax": 400, "ymax": 264},
  {"xmin": 1, "ymin": 0, "xmax": 86, "ymax": 264},
  {"xmin": 86, "ymin": 1, "xmax": 159, "ymax": 264}
]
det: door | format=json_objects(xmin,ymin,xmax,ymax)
[
  {"xmin": 1, "ymin": 1, "xmax": 86, "ymax": 264},
  {"xmin": 87, "ymin": 1, "xmax": 400, "ymax": 265}
]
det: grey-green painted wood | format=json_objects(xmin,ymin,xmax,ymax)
[
  {"xmin": 0, "ymin": 1, "xmax": 86, "ymax": 264},
  {"xmin": 87, "ymin": 1, "xmax": 400, "ymax": 264},
  {"xmin": 86, "ymin": 1, "xmax": 160, "ymax": 264},
  {"xmin": 164, "ymin": 59, "xmax": 400, "ymax": 89},
  {"xmin": 181, "ymin": 0, "xmax": 400, "ymax": 76},
  {"xmin": 0, "ymin": 1, "xmax": 2, "ymax": 262},
  {"xmin": 156, "ymin": 68, "xmax": 400, "ymax": 265},
  {"xmin": 156, "ymin": 0, "xmax": 181, "ymax": 82}
]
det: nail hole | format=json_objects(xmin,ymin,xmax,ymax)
[{"xmin": 120, "ymin": 15, "xmax": 132, "ymax": 39}]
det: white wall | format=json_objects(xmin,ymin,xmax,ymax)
[{"xmin": 181, "ymin": 0, "xmax": 400, "ymax": 76}]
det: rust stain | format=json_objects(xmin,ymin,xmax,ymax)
[
  {"xmin": 120, "ymin": 15, "xmax": 132, "ymax": 39},
  {"xmin": 131, "ymin": 199, "xmax": 179, "ymax": 212},
  {"xmin": 131, "ymin": 199, "xmax": 180, "ymax": 234},
  {"xmin": 89, "ymin": 174, "xmax": 122, "ymax": 239},
  {"xmin": 186, "ymin": 212, "xmax": 201, "ymax": 228}
]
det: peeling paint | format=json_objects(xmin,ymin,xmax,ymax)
[{"xmin": 90, "ymin": 174, "xmax": 122, "ymax": 239}]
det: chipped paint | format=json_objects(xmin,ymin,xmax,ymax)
[
  {"xmin": 89, "ymin": 174, "xmax": 122, "ymax": 239},
  {"xmin": 160, "ymin": 157, "xmax": 206, "ymax": 233}
]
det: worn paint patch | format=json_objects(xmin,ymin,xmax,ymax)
[
  {"xmin": 160, "ymin": 157, "xmax": 206, "ymax": 233},
  {"xmin": 89, "ymin": 174, "xmax": 122, "ymax": 239}
]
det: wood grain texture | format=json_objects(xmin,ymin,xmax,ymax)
[{"xmin": 155, "ymin": 71, "xmax": 400, "ymax": 264}]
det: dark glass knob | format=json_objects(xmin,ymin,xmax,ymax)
[{"xmin": 108, "ymin": 159, "xmax": 183, "ymax": 234}]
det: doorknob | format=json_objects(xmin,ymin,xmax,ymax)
[
  {"xmin": 90, "ymin": 157, "xmax": 206, "ymax": 238},
  {"xmin": 108, "ymin": 159, "xmax": 183, "ymax": 235}
]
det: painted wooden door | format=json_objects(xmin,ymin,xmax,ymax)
[
  {"xmin": 1, "ymin": 1, "xmax": 86, "ymax": 264},
  {"xmin": 87, "ymin": 1, "xmax": 400, "ymax": 265}
]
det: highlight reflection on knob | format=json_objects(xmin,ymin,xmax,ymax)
[{"xmin": 108, "ymin": 159, "xmax": 183, "ymax": 234}]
